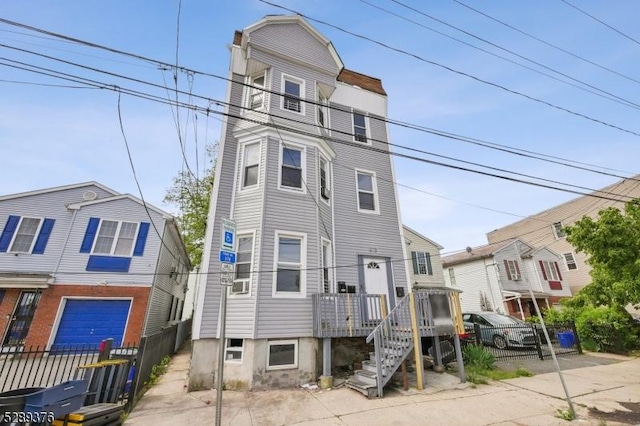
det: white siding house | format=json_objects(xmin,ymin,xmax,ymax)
[{"xmin": 403, "ymin": 225, "xmax": 445, "ymax": 288}]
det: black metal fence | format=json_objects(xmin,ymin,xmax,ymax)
[
  {"xmin": 464, "ymin": 321, "xmax": 581, "ymax": 361},
  {"xmin": 0, "ymin": 343, "xmax": 138, "ymax": 393}
]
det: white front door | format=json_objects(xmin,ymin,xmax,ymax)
[{"xmin": 363, "ymin": 257, "xmax": 390, "ymax": 318}]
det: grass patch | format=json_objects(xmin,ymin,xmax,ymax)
[{"xmin": 480, "ymin": 367, "xmax": 533, "ymax": 380}]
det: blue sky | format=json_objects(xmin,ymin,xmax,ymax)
[{"xmin": 1, "ymin": 0, "xmax": 639, "ymax": 254}]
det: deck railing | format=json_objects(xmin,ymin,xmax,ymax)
[{"xmin": 312, "ymin": 293, "xmax": 387, "ymax": 338}]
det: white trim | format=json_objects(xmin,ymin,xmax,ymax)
[
  {"xmin": 551, "ymin": 221, "xmax": 566, "ymax": 240},
  {"xmin": 46, "ymin": 296, "xmax": 134, "ymax": 350},
  {"xmin": 67, "ymin": 194, "xmax": 171, "ymax": 219},
  {"xmin": 266, "ymin": 339, "xmax": 298, "ymax": 371},
  {"xmin": 562, "ymin": 252, "xmax": 578, "ymax": 271},
  {"xmin": 280, "ymin": 73, "xmax": 305, "ymax": 115},
  {"xmin": 316, "ymin": 85, "xmax": 330, "ymax": 132},
  {"xmin": 224, "ymin": 338, "xmax": 244, "ymax": 363},
  {"xmin": 352, "ymin": 110, "xmax": 371, "ymax": 145},
  {"xmin": 505, "ymin": 259, "xmax": 521, "ymax": 281},
  {"xmin": 90, "ymin": 219, "xmax": 140, "ymax": 257},
  {"xmin": 0, "ymin": 181, "xmax": 118, "ymax": 202},
  {"xmin": 230, "ymin": 230, "xmax": 256, "ymax": 298},
  {"xmin": 272, "ymin": 230, "xmax": 307, "ymax": 299},
  {"xmin": 355, "ymin": 169, "xmax": 380, "ymax": 215},
  {"xmin": 321, "ymin": 238, "xmax": 333, "ymax": 293},
  {"xmin": 319, "ymin": 155, "xmax": 331, "ymax": 205},
  {"xmin": 402, "ymin": 225, "xmax": 444, "ymax": 250},
  {"xmin": 278, "ymin": 141, "xmax": 307, "ymax": 194},
  {"xmin": 233, "ymin": 127, "xmax": 336, "ymax": 161},
  {"xmin": 238, "ymin": 141, "xmax": 262, "ymax": 193},
  {"xmin": 246, "ymin": 70, "xmax": 268, "ymax": 112},
  {"xmin": 8, "ymin": 216, "xmax": 44, "ymax": 254}
]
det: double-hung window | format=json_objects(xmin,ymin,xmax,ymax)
[
  {"xmin": 504, "ymin": 259, "xmax": 521, "ymax": 281},
  {"xmin": 93, "ymin": 220, "xmax": 138, "ymax": 256},
  {"xmin": 317, "ymin": 92, "xmax": 328, "ymax": 128},
  {"xmin": 10, "ymin": 217, "xmax": 42, "ymax": 253},
  {"xmin": 552, "ymin": 222, "xmax": 566, "ymax": 239},
  {"xmin": 232, "ymin": 234, "xmax": 253, "ymax": 295},
  {"xmin": 412, "ymin": 251, "xmax": 433, "ymax": 275},
  {"xmin": 282, "ymin": 75, "xmax": 303, "ymax": 113},
  {"xmin": 356, "ymin": 170, "xmax": 378, "ymax": 213},
  {"xmin": 280, "ymin": 145, "xmax": 304, "ymax": 190},
  {"xmin": 249, "ymin": 73, "xmax": 266, "ymax": 110},
  {"xmin": 448, "ymin": 268, "xmax": 457, "ymax": 286},
  {"xmin": 353, "ymin": 112, "xmax": 367, "ymax": 143},
  {"xmin": 242, "ymin": 143, "xmax": 260, "ymax": 189},
  {"xmin": 321, "ymin": 239, "xmax": 332, "ymax": 293},
  {"xmin": 274, "ymin": 232, "xmax": 305, "ymax": 296},
  {"xmin": 540, "ymin": 260, "xmax": 563, "ymax": 290},
  {"xmin": 563, "ymin": 252, "xmax": 577, "ymax": 270},
  {"xmin": 319, "ymin": 157, "xmax": 330, "ymax": 200}
]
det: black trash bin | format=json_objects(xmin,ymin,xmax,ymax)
[{"xmin": 0, "ymin": 387, "xmax": 44, "ymax": 425}]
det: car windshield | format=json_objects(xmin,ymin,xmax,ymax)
[{"xmin": 482, "ymin": 314, "xmax": 523, "ymax": 325}]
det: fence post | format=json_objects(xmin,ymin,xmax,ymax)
[
  {"xmin": 473, "ymin": 323, "xmax": 482, "ymax": 346},
  {"xmin": 126, "ymin": 336, "xmax": 147, "ymax": 413},
  {"xmin": 570, "ymin": 321, "xmax": 582, "ymax": 354},
  {"xmin": 98, "ymin": 338, "xmax": 113, "ymax": 362},
  {"xmin": 534, "ymin": 325, "xmax": 544, "ymax": 360}
]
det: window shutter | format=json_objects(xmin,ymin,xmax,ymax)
[
  {"xmin": 554, "ymin": 262, "xmax": 563, "ymax": 281},
  {"xmin": 133, "ymin": 222, "xmax": 150, "ymax": 256},
  {"xmin": 514, "ymin": 261, "xmax": 521, "ymax": 278},
  {"xmin": 503, "ymin": 260, "xmax": 512, "ymax": 280},
  {"xmin": 411, "ymin": 251, "xmax": 418, "ymax": 275},
  {"xmin": 80, "ymin": 217, "xmax": 100, "ymax": 253},
  {"xmin": 426, "ymin": 253, "xmax": 433, "ymax": 275},
  {"xmin": 32, "ymin": 218, "xmax": 55, "ymax": 254},
  {"xmin": 539, "ymin": 260, "xmax": 547, "ymax": 280},
  {"xmin": 0, "ymin": 215, "xmax": 20, "ymax": 252}
]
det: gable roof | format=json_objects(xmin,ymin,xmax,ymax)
[
  {"xmin": 442, "ymin": 239, "xmax": 535, "ymax": 267},
  {"xmin": 0, "ymin": 181, "xmax": 118, "ymax": 202},
  {"xmin": 402, "ymin": 225, "xmax": 443, "ymax": 249},
  {"xmin": 67, "ymin": 194, "xmax": 172, "ymax": 218}
]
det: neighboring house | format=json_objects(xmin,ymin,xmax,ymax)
[
  {"xmin": 190, "ymin": 16, "xmax": 413, "ymax": 391},
  {"xmin": 442, "ymin": 239, "xmax": 572, "ymax": 319},
  {"xmin": 403, "ymin": 225, "xmax": 445, "ymax": 288},
  {"xmin": 486, "ymin": 175, "xmax": 640, "ymax": 295},
  {"xmin": 0, "ymin": 182, "xmax": 190, "ymax": 350}
]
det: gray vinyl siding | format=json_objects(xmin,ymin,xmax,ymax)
[
  {"xmin": 493, "ymin": 241, "xmax": 531, "ymax": 293},
  {"xmin": 144, "ymin": 222, "xmax": 189, "ymax": 336},
  {"xmin": 198, "ymin": 73, "xmax": 245, "ymax": 338},
  {"xmin": 249, "ymin": 23, "xmax": 340, "ymax": 76},
  {"xmin": 256, "ymin": 137, "xmax": 319, "ymax": 338},
  {"xmin": 0, "ymin": 185, "xmax": 114, "ymax": 274},
  {"xmin": 55, "ymin": 198, "xmax": 163, "ymax": 285}
]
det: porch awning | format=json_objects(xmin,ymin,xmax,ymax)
[{"xmin": 502, "ymin": 290, "xmax": 550, "ymax": 301}]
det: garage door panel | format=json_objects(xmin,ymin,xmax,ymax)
[{"xmin": 52, "ymin": 299, "xmax": 131, "ymax": 349}]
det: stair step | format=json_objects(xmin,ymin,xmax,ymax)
[
  {"xmin": 354, "ymin": 369, "xmax": 378, "ymax": 386},
  {"xmin": 346, "ymin": 378, "xmax": 378, "ymax": 398}
]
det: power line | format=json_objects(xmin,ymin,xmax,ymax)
[
  {"xmin": 257, "ymin": 0, "xmax": 640, "ymax": 138},
  {"xmin": 560, "ymin": 0, "xmax": 640, "ymax": 46},
  {"xmin": 450, "ymin": 0, "xmax": 640, "ymax": 86},
  {"xmin": 0, "ymin": 78, "xmax": 99, "ymax": 89},
  {"xmin": 0, "ymin": 20, "xmax": 636, "ymax": 180}
]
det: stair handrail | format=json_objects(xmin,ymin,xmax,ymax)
[{"xmin": 365, "ymin": 295, "xmax": 414, "ymax": 397}]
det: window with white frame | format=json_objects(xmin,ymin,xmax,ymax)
[
  {"xmin": 225, "ymin": 338, "xmax": 244, "ymax": 362},
  {"xmin": 249, "ymin": 73, "xmax": 266, "ymax": 110},
  {"xmin": 563, "ymin": 252, "xmax": 577, "ymax": 270},
  {"xmin": 280, "ymin": 145, "xmax": 304, "ymax": 190},
  {"xmin": 356, "ymin": 170, "xmax": 378, "ymax": 213},
  {"xmin": 267, "ymin": 339, "xmax": 298, "ymax": 370},
  {"xmin": 353, "ymin": 112, "xmax": 367, "ymax": 143},
  {"xmin": 504, "ymin": 259, "xmax": 521, "ymax": 281},
  {"xmin": 274, "ymin": 232, "xmax": 305, "ymax": 295},
  {"xmin": 412, "ymin": 251, "xmax": 433, "ymax": 275},
  {"xmin": 448, "ymin": 268, "xmax": 456, "ymax": 286},
  {"xmin": 232, "ymin": 234, "xmax": 253, "ymax": 295},
  {"xmin": 9, "ymin": 217, "xmax": 42, "ymax": 253},
  {"xmin": 319, "ymin": 157, "xmax": 330, "ymax": 200},
  {"xmin": 282, "ymin": 75, "xmax": 303, "ymax": 113},
  {"xmin": 322, "ymin": 239, "xmax": 332, "ymax": 293},
  {"xmin": 93, "ymin": 220, "xmax": 138, "ymax": 256},
  {"xmin": 242, "ymin": 143, "xmax": 260, "ymax": 189},
  {"xmin": 317, "ymin": 92, "xmax": 328, "ymax": 128},
  {"xmin": 540, "ymin": 260, "xmax": 561, "ymax": 281},
  {"xmin": 552, "ymin": 222, "xmax": 566, "ymax": 239}
]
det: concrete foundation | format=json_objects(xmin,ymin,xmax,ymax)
[{"xmin": 188, "ymin": 338, "xmax": 219, "ymax": 391}]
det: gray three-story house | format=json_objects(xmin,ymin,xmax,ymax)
[{"xmin": 190, "ymin": 15, "xmax": 415, "ymax": 391}]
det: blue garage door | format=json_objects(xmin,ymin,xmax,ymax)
[{"xmin": 52, "ymin": 299, "xmax": 131, "ymax": 349}]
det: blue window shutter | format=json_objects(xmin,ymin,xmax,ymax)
[
  {"xmin": 0, "ymin": 215, "xmax": 20, "ymax": 253},
  {"xmin": 133, "ymin": 222, "xmax": 150, "ymax": 256},
  {"xmin": 32, "ymin": 218, "xmax": 55, "ymax": 254},
  {"xmin": 80, "ymin": 217, "xmax": 100, "ymax": 253}
]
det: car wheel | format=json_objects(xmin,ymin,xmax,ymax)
[{"xmin": 493, "ymin": 335, "xmax": 507, "ymax": 350}]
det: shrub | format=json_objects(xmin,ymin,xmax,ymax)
[
  {"xmin": 462, "ymin": 344, "xmax": 496, "ymax": 370},
  {"xmin": 575, "ymin": 306, "xmax": 639, "ymax": 353}
]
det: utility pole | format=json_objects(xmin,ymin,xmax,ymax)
[{"xmin": 514, "ymin": 243, "xmax": 575, "ymax": 418}]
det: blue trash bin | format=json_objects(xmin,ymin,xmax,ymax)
[{"xmin": 557, "ymin": 331, "xmax": 575, "ymax": 348}]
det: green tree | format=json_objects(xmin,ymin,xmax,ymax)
[
  {"xmin": 565, "ymin": 198, "xmax": 640, "ymax": 308},
  {"xmin": 164, "ymin": 144, "xmax": 216, "ymax": 269}
]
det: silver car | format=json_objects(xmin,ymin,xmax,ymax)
[{"xmin": 463, "ymin": 312, "xmax": 537, "ymax": 349}]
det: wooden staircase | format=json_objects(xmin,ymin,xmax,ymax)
[{"xmin": 346, "ymin": 296, "xmax": 415, "ymax": 398}]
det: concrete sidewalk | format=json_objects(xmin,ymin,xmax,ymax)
[{"xmin": 125, "ymin": 345, "xmax": 639, "ymax": 425}]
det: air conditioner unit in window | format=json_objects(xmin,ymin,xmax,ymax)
[{"xmin": 231, "ymin": 280, "xmax": 249, "ymax": 294}]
